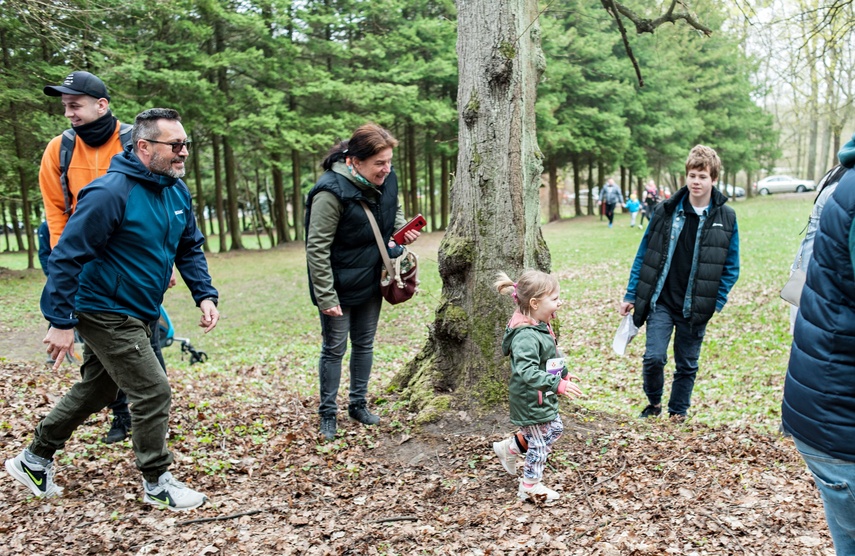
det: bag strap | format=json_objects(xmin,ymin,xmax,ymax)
[
  {"xmin": 59, "ymin": 129, "xmax": 77, "ymax": 215},
  {"xmin": 359, "ymin": 201, "xmax": 395, "ymax": 277}
]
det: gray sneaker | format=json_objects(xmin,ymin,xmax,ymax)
[
  {"xmin": 143, "ymin": 472, "xmax": 207, "ymax": 511},
  {"xmin": 5, "ymin": 450, "xmax": 64, "ymax": 498}
]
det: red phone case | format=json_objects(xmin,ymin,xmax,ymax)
[{"xmin": 393, "ymin": 214, "xmax": 427, "ymax": 244}]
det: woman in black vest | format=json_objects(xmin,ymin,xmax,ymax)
[{"xmin": 305, "ymin": 124, "xmax": 421, "ymax": 441}]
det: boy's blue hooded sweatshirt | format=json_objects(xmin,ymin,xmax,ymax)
[{"xmin": 41, "ymin": 147, "xmax": 217, "ymax": 329}]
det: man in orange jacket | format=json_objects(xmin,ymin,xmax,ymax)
[
  {"xmin": 39, "ymin": 71, "xmax": 170, "ymax": 444},
  {"xmin": 40, "ymin": 71, "xmax": 127, "ymax": 245}
]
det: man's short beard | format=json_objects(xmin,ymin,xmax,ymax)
[{"xmin": 150, "ymin": 151, "xmax": 186, "ymax": 179}]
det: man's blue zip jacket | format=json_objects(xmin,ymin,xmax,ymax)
[{"xmin": 41, "ymin": 147, "xmax": 217, "ymax": 329}]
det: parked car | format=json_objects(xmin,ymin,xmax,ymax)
[
  {"xmin": 718, "ymin": 183, "xmax": 745, "ymax": 198},
  {"xmin": 563, "ymin": 186, "xmax": 600, "ymax": 206},
  {"xmin": 754, "ymin": 175, "xmax": 815, "ymax": 195}
]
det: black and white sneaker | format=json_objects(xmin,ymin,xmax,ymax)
[
  {"xmin": 143, "ymin": 472, "xmax": 207, "ymax": 511},
  {"xmin": 5, "ymin": 450, "xmax": 64, "ymax": 498}
]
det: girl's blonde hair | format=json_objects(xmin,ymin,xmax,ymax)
[{"xmin": 495, "ymin": 270, "xmax": 559, "ymax": 317}]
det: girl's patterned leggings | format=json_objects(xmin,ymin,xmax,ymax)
[{"xmin": 520, "ymin": 415, "xmax": 564, "ymax": 482}]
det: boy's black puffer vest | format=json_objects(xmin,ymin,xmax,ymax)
[
  {"xmin": 305, "ymin": 169, "xmax": 399, "ymax": 306},
  {"xmin": 633, "ymin": 186, "xmax": 735, "ymax": 328}
]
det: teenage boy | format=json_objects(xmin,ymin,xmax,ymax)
[{"xmin": 618, "ymin": 145, "xmax": 740, "ymax": 420}]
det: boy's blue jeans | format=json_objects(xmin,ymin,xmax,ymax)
[
  {"xmin": 793, "ymin": 437, "xmax": 855, "ymax": 555},
  {"xmin": 641, "ymin": 304, "xmax": 706, "ymax": 416},
  {"xmin": 317, "ymin": 296, "xmax": 382, "ymax": 416}
]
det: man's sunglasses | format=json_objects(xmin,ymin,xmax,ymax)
[{"xmin": 144, "ymin": 139, "xmax": 192, "ymax": 153}]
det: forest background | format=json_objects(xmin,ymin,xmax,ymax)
[{"xmin": 1, "ymin": 0, "xmax": 853, "ymax": 265}]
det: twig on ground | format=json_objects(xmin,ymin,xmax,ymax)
[
  {"xmin": 661, "ymin": 455, "xmax": 690, "ymax": 481},
  {"xmin": 712, "ymin": 515, "xmax": 747, "ymax": 554},
  {"xmin": 176, "ymin": 509, "xmax": 264, "ymax": 526},
  {"xmin": 371, "ymin": 515, "xmax": 418, "ymax": 524},
  {"xmin": 574, "ymin": 466, "xmax": 596, "ymax": 514}
]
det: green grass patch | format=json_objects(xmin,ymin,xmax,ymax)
[{"xmin": 0, "ymin": 194, "xmax": 814, "ymax": 433}]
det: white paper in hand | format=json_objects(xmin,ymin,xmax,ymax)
[{"xmin": 612, "ymin": 314, "xmax": 639, "ymax": 356}]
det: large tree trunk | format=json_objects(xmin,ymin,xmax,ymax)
[{"xmin": 392, "ymin": 0, "xmax": 547, "ymax": 422}]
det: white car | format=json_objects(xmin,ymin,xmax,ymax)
[
  {"xmin": 754, "ymin": 175, "xmax": 815, "ymax": 195},
  {"xmin": 718, "ymin": 184, "xmax": 745, "ymax": 198}
]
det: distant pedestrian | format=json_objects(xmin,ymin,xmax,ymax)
[
  {"xmin": 626, "ymin": 193, "xmax": 642, "ymax": 228},
  {"xmin": 619, "ymin": 145, "xmax": 739, "ymax": 421},
  {"xmin": 492, "ymin": 270, "xmax": 582, "ymax": 504},
  {"xmin": 639, "ymin": 180, "xmax": 660, "ymax": 229},
  {"xmin": 598, "ymin": 178, "xmax": 624, "ymax": 228}
]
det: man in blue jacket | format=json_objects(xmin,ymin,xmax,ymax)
[
  {"xmin": 782, "ymin": 138, "xmax": 855, "ymax": 555},
  {"xmin": 619, "ymin": 145, "xmax": 739, "ymax": 421},
  {"xmin": 4, "ymin": 108, "xmax": 219, "ymax": 512}
]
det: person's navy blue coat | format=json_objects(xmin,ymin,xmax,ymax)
[
  {"xmin": 783, "ymin": 166, "xmax": 855, "ymax": 461},
  {"xmin": 41, "ymin": 147, "xmax": 216, "ymax": 329}
]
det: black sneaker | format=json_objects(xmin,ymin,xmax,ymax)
[
  {"xmin": 348, "ymin": 402, "xmax": 380, "ymax": 425},
  {"xmin": 103, "ymin": 413, "xmax": 132, "ymax": 444},
  {"xmin": 640, "ymin": 404, "xmax": 662, "ymax": 418},
  {"xmin": 320, "ymin": 414, "xmax": 337, "ymax": 441}
]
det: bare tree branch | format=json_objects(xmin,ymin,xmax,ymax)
[
  {"xmin": 607, "ymin": 0, "xmax": 712, "ymax": 36},
  {"xmin": 602, "ymin": 0, "xmax": 644, "ymax": 87},
  {"xmin": 597, "ymin": 0, "xmax": 712, "ymax": 87}
]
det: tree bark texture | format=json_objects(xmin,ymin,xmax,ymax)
[{"xmin": 393, "ymin": 0, "xmax": 549, "ymax": 421}]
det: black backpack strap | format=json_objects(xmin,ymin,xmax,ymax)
[
  {"xmin": 58, "ymin": 122, "xmax": 133, "ymax": 215},
  {"xmin": 118, "ymin": 122, "xmax": 133, "ymax": 149},
  {"xmin": 58, "ymin": 129, "xmax": 77, "ymax": 215}
]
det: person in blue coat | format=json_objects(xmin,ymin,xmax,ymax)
[
  {"xmin": 5, "ymin": 108, "xmax": 219, "ymax": 512},
  {"xmin": 782, "ymin": 136, "xmax": 855, "ymax": 555}
]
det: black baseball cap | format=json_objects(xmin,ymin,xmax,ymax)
[{"xmin": 44, "ymin": 71, "xmax": 110, "ymax": 101}]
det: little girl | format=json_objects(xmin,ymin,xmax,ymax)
[{"xmin": 492, "ymin": 270, "xmax": 583, "ymax": 504}]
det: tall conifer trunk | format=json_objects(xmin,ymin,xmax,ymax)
[{"xmin": 392, "ymin": 0, "xmax": 548, "ymax": 420}]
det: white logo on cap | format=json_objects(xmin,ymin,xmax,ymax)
[{"xmin": 63, "ymin": 74, "xmax": 75, "ymax": 86}]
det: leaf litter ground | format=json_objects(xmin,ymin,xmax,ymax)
[{"xmin": 0, "ymin": 360, "xmax": 833, "ymax": 555}]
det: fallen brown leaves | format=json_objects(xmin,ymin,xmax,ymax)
[{"xmin": 0, "ymin": 361, "xmax": 834, "ymax": 555}]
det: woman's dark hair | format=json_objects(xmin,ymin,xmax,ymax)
[{"xmin": 321, "ymin": 123, "xmax": 398, "ymax": 171}]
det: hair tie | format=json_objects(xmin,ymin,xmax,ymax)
[{"xmin": 512, "ymin": 282, "xmax": 518, "ymax": 303}]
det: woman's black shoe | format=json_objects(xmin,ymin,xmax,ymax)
[{"xmin": 348, "ymin": 402, "xmax": 379, "ymax": 425}]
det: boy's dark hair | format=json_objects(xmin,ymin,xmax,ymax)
[
  {"xmin": 132, "ymin": 108, "xmax": 182, "ymax": 151},
  {"xmin": 685, "ymin": 144, "xmax": 721, "ymax": 182}
]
